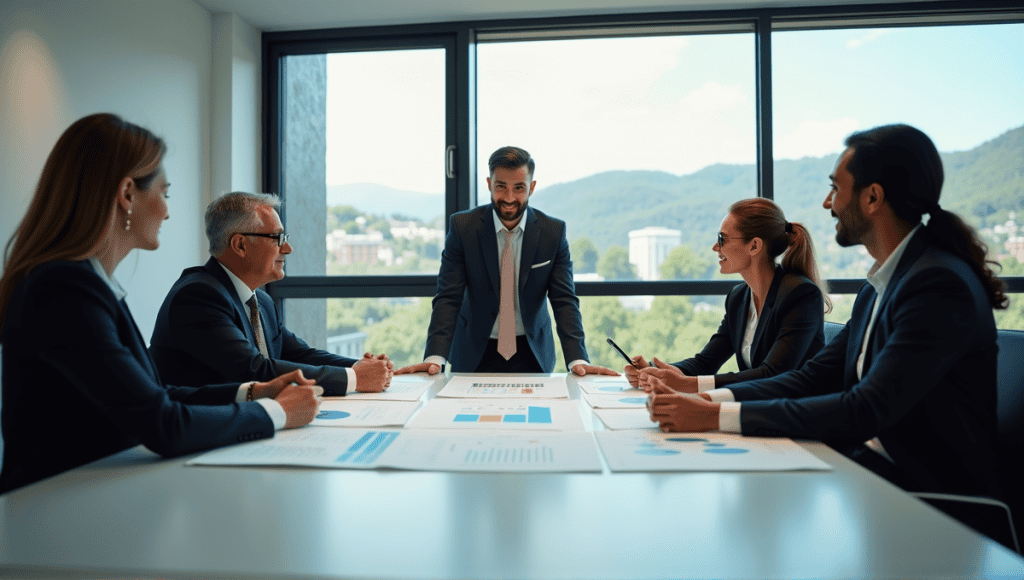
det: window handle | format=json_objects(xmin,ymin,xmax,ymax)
[{"xmin": 445, "ymin": 145, "xmax": 456, "ymax": 179}]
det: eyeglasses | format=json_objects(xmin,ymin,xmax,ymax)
[
  {"xmin": 238, "ymin": 232, "xmax": 290, "ymax": 247},
  {"xmin": 717, "ymin": 232, "xmax": 751, "ymax": 247}
]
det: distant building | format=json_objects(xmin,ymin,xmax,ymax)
[
  {"xmin": 628, "ymin": 226, "xmax": 682, "ymax": 281},
  {"xmin": 389, "ymin": 219, "xmax": 444, "ymax": 242},
  {"xmin": 327, "ymin": 230, "xmax": 384, "ymax": 265},
  {"xmin": 1005, "ymin": 237, "xmax": 1024, "ymax": 263},
  {"xmin": 573, "ymin": 272, "xmax": 605, "ymax": 282},
  {"xmin": 327, "ymin": 331, "xmax": 368, "ymax": 359}
]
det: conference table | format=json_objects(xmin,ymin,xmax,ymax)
[{"xmin": 2, "ymin": 372, "xmax": 1022, "ymax": 580}]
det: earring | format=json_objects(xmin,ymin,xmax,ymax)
[{"xmin": 125, "ymin": 208, "xmax": 132, "ymax": 232}]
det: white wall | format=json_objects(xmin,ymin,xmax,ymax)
[{"xmin": 1, "ymin": 0, "xmax": 262, "ymax": 341}]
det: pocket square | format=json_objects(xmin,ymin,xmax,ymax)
[{"xmin": 531, "ymin": 260, "xmax": 552, "ymax": 269}]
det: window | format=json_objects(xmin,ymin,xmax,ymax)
[{"xmin": 264, "ymin": 5, "xmax": 1024, "ymax": 351}]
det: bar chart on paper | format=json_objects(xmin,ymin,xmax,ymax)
[{"xmin": 405, "ymin": 398, "xmax": 585, "ymax": 431}]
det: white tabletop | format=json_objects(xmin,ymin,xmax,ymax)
[{"xmin": 2, "ymin": 373, "xmax": 1022, "ymax": 579}]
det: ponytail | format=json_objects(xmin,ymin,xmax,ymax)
[
  {"xmin": 926, "ymin": 208, "xmax": 1008, "ymax": 309},
  {"xmin": 780, "ymin": 222, "xmax": 833, "ymax": 313}
]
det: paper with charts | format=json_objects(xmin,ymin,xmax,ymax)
[
  {"xmin": 187, "ymin": 428, "xmax": 603, "ymax": 473},
  {"xmin": 405, "ymin": 398, "xmax": 585, "ymax": 431},
  {"xmin": 576, "ymin": 375, "xmax": 644, "ymax": 395},
  {"xmin": 595, "ymin": 431, "xmax": 832, "ymax": 472},
  {"xmin": 325, "ymin": 374, "xmax": 435, "ymax": 402},
  {"xmin": 311, "ymin": 400, "xmax": 421, "ymax": 428},
  {"xmin": 435, "ymin": 375, "xmax": 568, "ymax": 398},
  {"xmin": 583, "ymin": 392, "xmax": 649, "ymax": 409},
  {"xmin": 592, "ymin": 408, "xmax": 660, "ymax": 430}
]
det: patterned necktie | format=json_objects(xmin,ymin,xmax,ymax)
[
  {"xmin": 497, "ymin": 228, "xmax": 517, "ymax": 360},
  {"xmin": 246, "ymin": 295, "xmax": 269, "ymax": 359}
]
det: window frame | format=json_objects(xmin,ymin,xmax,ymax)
[{"xmin": 262, "ymin": 1, "xmax": 1024, "ymax": 313}]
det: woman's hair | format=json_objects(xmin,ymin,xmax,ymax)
[
  {"xmin": 730, "ymin": 197, "xmax": 832, "ymax": 313},
  {"xmin": 845, "ymin": 124, "xmax": 1007, "ymax": 309},
  {"xmin": 0, "ymin": 113, "xmax": 166, "ymax": 331}
]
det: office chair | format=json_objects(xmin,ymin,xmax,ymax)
[
  {"xmin": 823, "ymin": 321, "xmax": 844, "ymax": 345},
  {"xmin": 912, "ymin": 328, "xmax": 1023, "ymax": 554}
]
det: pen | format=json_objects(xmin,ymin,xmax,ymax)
[{"xmin": 606, "ymin": 337, "xmax": 640, "ymax": 369}]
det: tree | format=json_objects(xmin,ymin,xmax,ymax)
[
  {"xmin": 570, "ymin": 237, "xmax": 599, "ymax": 273},
  {"xmin": 597, "ymin": 245, "xmax": 636, "ymax": 280},
  {"xmin": 659, "ymin": 244, "xmax": 712, "ymax": 280}
]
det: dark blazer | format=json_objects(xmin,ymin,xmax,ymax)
[
  {"xmin": 673, "ymin": 266, "xmax": 825, "ymax": 387},
  {"xmin": 0, "ymin": 260, "xmax": 272, "ymax": 494},
  {"xmin": 150, "ymin": 258, "xmax": 358, "ymax": 396},
  {"xmin": 424, "ymin": 205, "xmax": 588, "ymax": 372},
  {"xmin": 732, "ymin": 229, "xmax": 1002, "ymax": 498}
]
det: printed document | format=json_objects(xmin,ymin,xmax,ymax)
[
  {"xmin": 311, "ymin": 400, "xmax": 421, "ymax": 428},
  {"xmin": 188, "ymin": 428, "xmax": 603, "ymax": 473},
  {"xmin": 595, "ymin": 430, "xmax": 832, "ymax": 472},
  {"xmin": 435, "ymin": 375, "xmax": 569, "ymax": 398}
]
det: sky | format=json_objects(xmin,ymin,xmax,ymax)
[{"xmin": 323, "ymin": 22, "xmax": 1024, "ymax": 193}]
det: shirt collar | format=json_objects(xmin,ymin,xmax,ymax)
[
  {"xmin": 216, "ymin": 259, "xmax": 256, "ymax": 305},
  {"xmin": 87, "ymin": 257, "xmax": 126, "ymax": 300},
  {"xmin": 866, "ymin": 223, "xmax": 922, "ymax": 295},
  {"xmin": 492, "ymin": 207, "xmax": 527, "ymax": 236}
]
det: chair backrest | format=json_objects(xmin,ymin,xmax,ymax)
[
  {"xmin": 996, "ymin": 329, "xmax": 1024, "ymax": 447},
  {"xmin": 823, "ymin": 321, "xmax": 844, "ymax": 346}
]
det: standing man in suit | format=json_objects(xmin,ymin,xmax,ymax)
[
  {"xmin": 396, "ymin": 146, "xmax": 617, "ymax": 376},
  {"xmin": 647, "ymin": 125, "xmax": 1008, "ymax": 500},
  {"xmin": 151, "ymin": 192, "xmax": 392, "ymax": 395}
]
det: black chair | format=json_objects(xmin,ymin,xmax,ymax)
[
  {"xmin": 823, "ymin": 321, "xmax": 844, "ymax": 345},
  {"xmin": 913, "ymin": 328, "xmax": 1023, "ymax": 554}
]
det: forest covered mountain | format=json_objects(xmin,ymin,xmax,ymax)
[{"xmin": 530, "ymin": 124, "xmax": 1024, "ymax": 252}]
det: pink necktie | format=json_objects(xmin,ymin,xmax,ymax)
[{"xmin": 497, "ymin": 229, "xmax": 517, "ymax": 360}]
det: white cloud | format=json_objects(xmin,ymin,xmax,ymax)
[
  {"xmin": 775, "ymin": 118, "xmax": 859, "ymax": 160},
  {"xmin": 846, "ymin": 30, "xmax": 890, "ymax": 49}
]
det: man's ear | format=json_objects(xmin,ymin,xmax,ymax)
[
  {"xmin": 861, "ymin": 183, "xmax": 885, "ymax": 216},
  {"xmin": 229, "ymin": 233, "xmax": 247, "ymax": 257}
]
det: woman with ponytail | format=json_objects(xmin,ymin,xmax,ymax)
[{"xmin": 627, "ymin": 197, "xmax": 831, "ymax": 393}]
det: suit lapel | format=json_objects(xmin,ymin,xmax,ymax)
[
  {"xmin": 846, "ymin": 283, "xmax": 876, "ymax": 385},
  {"xmin": 205, "ymin": 257, "xmax": 261, "ymax": 346},
  {"xmin": 519, "ymin": 208, "xmax": 540, "ymax": 290},
  {"xmin": 117, "ymin": 298, "xmax": 160, "ymax": 382},
  {"xmin": 750, "ymin": 266, "xmax": 784, "ymax": 360},
  {"xmin": 478, "ymin": 207, "xmax": 501, "ymax": 294}
]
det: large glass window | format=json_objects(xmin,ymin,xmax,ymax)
[
  {"xmin": 477, "ymin": 32, "xmax": 756, "ymax": 284},
  {"xmin": 772, "ymin": 23, "xmax": 1024, "ymax": 284}
]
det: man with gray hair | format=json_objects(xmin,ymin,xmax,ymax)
[{"xmin": 151, "ymin": 192, "xmax": 392, "ymax": 406}]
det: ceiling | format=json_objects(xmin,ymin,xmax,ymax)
[{"xmin": 190, "ymin": 0, "xmax": 938, "ymax": 32}]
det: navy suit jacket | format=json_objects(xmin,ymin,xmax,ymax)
[
  {"xmin": 673, "ymin": 266, "xmax": 825, "ymax": 387},
  {"xmin": 0, "ymin": 260, "xmax": 272, "ymax": 494},
  {"xmin": 425, "ymin": 205, "xmax": 588, "ymax": 372},
  {"xmin": 731, "ymin": 229, "xmax": 1001, "ymax": 498},
  {"xmin": 150, "ymin": 258, "xmax": 357, "ymax": 396}
]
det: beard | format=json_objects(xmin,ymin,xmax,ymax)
[
  {"xmin": 833, "ymin": 206, "xmax": 869, "ymax": 247},
  {"xmin": 492, "ymin": 198, "xmax": 528, "ymax": 223}
]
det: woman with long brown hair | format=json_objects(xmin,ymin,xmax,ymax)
[
  {"xmin": 0, "ymin": 113, "xmax": 320, "ymax": 494},
  {"xmin": 626, "ymin": 198, "xmax": 830, "ymax": 393}
]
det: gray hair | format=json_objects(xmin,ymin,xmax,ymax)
[{"xmin": 205, "ymin": 191, "xmax": 282, "ymax": 255}]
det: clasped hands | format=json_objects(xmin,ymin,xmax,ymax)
[
  {"xmin": 624, "ymin": 355, "xmax": 718, "ymax": 433},
  {"xmin": 352, "ymin": 352, "xmax": 393, "ymax": 392}
]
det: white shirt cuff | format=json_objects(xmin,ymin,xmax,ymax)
[
  {"xmin": 568, "ymin": 359, "xmax": 588, "ymax": 372},
  {"xmin": 424, "ymin": 355, "xmax": 447, "ymax": 367},
  {"xmin": 346, "ymin": 367, "xmax": 357, "ymax": 392},
  {"xmin": 705, "ymin": 388, "xmax": 735, "ymax": 403},
  {"xmin": 235, "ymin": 383, "xmax": 252, "ymax": 402},
  {"xmin": 697, "ymin": 375, "xmax": 715, "ymax": 392},
  {"xmin": 718, "ymin": 401, "xmax": 742, "ymax": 433},
  {"xmin": 255, "ymin": 399, "xmax": 287, "ymax": 430}
]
